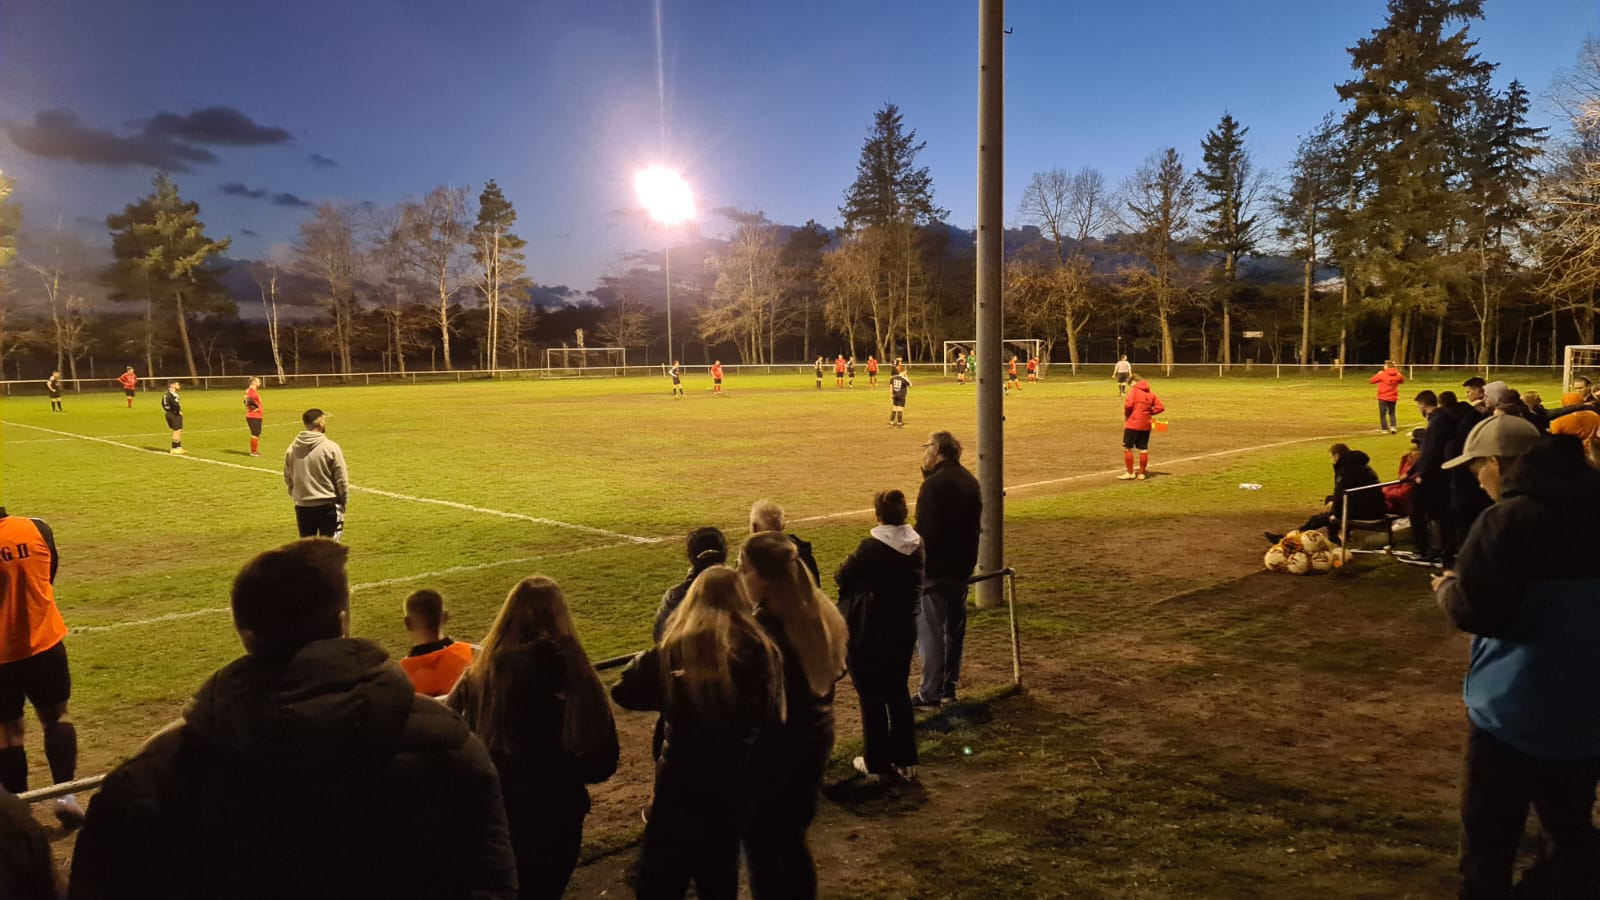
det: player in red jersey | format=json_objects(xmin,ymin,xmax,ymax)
[
  {"xmin": 834, "ymin": 355, "xmax": 846, "ymax": 388},
  {"xmin": 1027, "ymin": 356, "xmax": 1040, "ymax": 382},
  {"xmin": 1005, "ymin": 356, "xmax": 1021, "ymax": 394},
  {"xmin": 866, "ymin": 356, "xmax": 879, "ymax": 387},
  {"xmin": 244, "ymin": 377, "xmax": 265, "ymax": 457},
  {"xmin": 711, "ymin": 360, "xmax": 725, "ymax": 395},
  {"xmin": 116, "ymin": 367, "xmax": 138, "ymax": 408}
]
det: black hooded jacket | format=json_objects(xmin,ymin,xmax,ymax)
[
  {"xmin": 1331, "ymin": 450, "xmax": 1384, "ymax": 521},
  {"xmin": 916, "ymin": 460, "xmax": 982, "ymax": 581},
  {"xmin": 68, "ymin": 638, "xmax": 518, "ymax": 900}
]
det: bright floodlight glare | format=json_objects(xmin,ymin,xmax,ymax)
[{"xmin": 635, "ymin": 166, "xmax": 694, "ymax": 225}]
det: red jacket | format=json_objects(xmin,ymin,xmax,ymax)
[
  {"xmin": 1369, "ymin": 368, "xmax": 1406, "ymax": 402},
  {"xmin": 1123, "ymin": 381, "xmax": 1165, "ymax": 431},
  {"xmin": 117, "ymin": 371, "xmax": 138, "ymax": 391}
]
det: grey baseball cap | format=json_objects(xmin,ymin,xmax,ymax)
[{"xmin": 1442, "ymin": 415, "xmax": 1539, "ymax": 469}]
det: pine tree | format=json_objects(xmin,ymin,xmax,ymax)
[
  {"xmin": 1335, "ymin": 0, "xmax": 1493, "ymax": 362},
  {"xmin": 472, "ymin": 180, "xmax": 529, "ymax": 372},
  {"xmin": 1196, "ymin": 113, "xmax": 1260, "ymax": 367},
  {"xmin": 1122, "ymin": 148, "xmax": 1198, "ymax": 374},
  {"xmin": 106, "ymin": 173, "xmax": 233, "ymax": 380}
]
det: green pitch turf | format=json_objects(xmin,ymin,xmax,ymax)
[{"xmin": 0, "ymin": 367, "xmax": 1556, "ymax": 771}]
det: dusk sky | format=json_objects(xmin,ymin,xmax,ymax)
[{"xmin": 2, "ymin": 0, "xmax": 1596, "ymax": 293}]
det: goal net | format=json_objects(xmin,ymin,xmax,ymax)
[
  {"xmin": 1564, "ymin": 345, "xmax": 1600, "ymax": 397},
  {"xmin": 541, "ymin": 347, "xmax": 626, "ymax": 377},
  {"xmin": 942, "ymin": 339, "xmax": 1044, "ymax": 377}
]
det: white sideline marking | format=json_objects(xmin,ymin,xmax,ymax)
[
  {"xmin": 2, "ymin": 421, "xmax": 659, "ymax": 544},
  {"xmin": 5, "ymin": 427, "xmax": 243, "ymax": 444},
  {"xmin": 71, "ymin": 540, "xmax": 645, "ymax": 634}
]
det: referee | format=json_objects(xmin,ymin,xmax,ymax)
[{"xmin": 0, "ymin": 507, "xmax": 84, "ymax": 827}]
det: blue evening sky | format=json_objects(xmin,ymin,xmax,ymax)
[{"xmin": 1, "ymin": 0, "xmax": 1594, "ymax": 291}]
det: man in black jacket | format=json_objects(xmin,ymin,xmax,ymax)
[
  {"xmin": 1412, "ymin": 390, "xmax": 1460, "ymax": 562},
  {"xmin": 913, "ymin": 431, "xmax": 982, "ymax": 706},
  {"xmin": 68, "ymin": 539, "xmax": 518, "ymax": 900}
]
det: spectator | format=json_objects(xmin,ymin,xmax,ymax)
[
  {"xmin": 284, "ymin": 408, "xmax": 349, "ymax": 540},
  {"xmin": 0, "ymin": 788, "xmax": 60, "ymax": 899},
  {"xmin": 914, "ymin": 431, "xmax": 982, "ymax": 706},
  {"xmin": 0, "ymin": 507, "xmax": 83, "ymax": 828},
  {"xmin": 1264, "ymin": 443, "xmax": 1382, "ymax": 545},
  {"xmin": 653, "ymin": 528, "xmax": 728, "ymax": 642},
  {"xmin": 1382, "ymin": 430, "xmax": 1423, "ymax": 516},
  {"xmin": 1462, "ymin": 376, "xmax": 1489, "ymax": 414},
  {"xmin": 1412, "ymin": 390, "xmax": 1459, "ymax": 562},
  {"xmin": 1545, "ymin": 388, "xmax": 1600, "ymax": 422},
  {"xmin": 1432, "ymin": 422, "xmax": 1600, "ymax": 898},
  {"xmin": 748, "ymin": 499, "xmax": 820, "ymax": 586},
  {"xmin": 447, "ymin": 576, "xmax": 619, "ymax": 900},
  {"xmin": 1521, "ymin": 390, "xmax": 1551, "ymax": 433},
  {"xmin": 738, "ymin": 532, "xmax": 847, "ymax": 899},
  {"xmin": 67, "ymin": 539, "xmax": 518, "ymax": 900},
  {"xmin": 835, "ymin": 489, "xmax": 925, "ymax": 783},
  {"xmin": 611, "ymin": 567, "xmax": 784, "ymax": 900},
  {"xmin": 1368, "ymin": 360, "xmax": 1406, "ymax": 434},
  {"xmin": 398, "ymin": 588, "xmax": 474, "ymax": 697},
  {"xmin": 1548, "ymin": 401, "xmax": 1600, "ymax": 468}
]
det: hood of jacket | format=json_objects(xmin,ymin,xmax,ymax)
[
  {"xmin": 1336, "ymin": 449, "xmax": 1373, "ymax": 471},
  {"xmin": 870, "ymin": 523, "xmax": 923, "ymax": 556},
  {"xmin": 183, "ymin": 638, "xmax": 415, "ymax": 773},
  {"xmin": 291, "ymin": 430, "xmax": 328, "ymax": 455},
  {"xmin": 1132, "ymin": 379, "xmax": 1151, "ymax": 393}
]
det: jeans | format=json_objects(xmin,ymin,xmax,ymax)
[
  {"xmin": 1379, "ymin": 399, "xmax": 1398, "ymax": 431},
  {"xmin": 917, "ymin": 579, "xmax": 969, "ymax": 701},
  {"xmin": 1459, "ymin": 724, "xmax": 1600, "ymax": 900}
]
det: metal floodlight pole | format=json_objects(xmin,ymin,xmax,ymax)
[
  {"xmin": 664, "ymin": 240, "xmax": 673, "ymax": 365},
  {"xmin": 975, "ymin": 0, "xmax": 1005, "ymax": 609}
]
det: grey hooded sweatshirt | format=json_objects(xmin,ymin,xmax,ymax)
[{"xmin": 284, "ymin": 430, "xmax": 349, "ymax": 509}]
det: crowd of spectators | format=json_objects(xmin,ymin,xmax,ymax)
[{"xmin": 0, "ymin": 431, "xmax": 983, "ymax": 900}]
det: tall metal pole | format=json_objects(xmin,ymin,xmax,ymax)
[
  {"xmin": 664, "ymin": 240, "xmax": 673, "ymax": 365},
  {"xmin": 975, "ymin": 0, "xmax": 1005, "ymax": 608}
]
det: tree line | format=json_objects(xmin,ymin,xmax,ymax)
[{"xmin": 1, "ymin": 0, "xmax": 1597, "ymax": 383}]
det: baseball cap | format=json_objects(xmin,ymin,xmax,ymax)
[
  {"xmin": 1461, "ymin": 376, "xmax": 1487, "ymax": 388},
  {"xmin": 302, "ymin": 408, "xmax": 328, "ymax": 428},
  {"xmin": 1442, "ymin": 415, "xmax": 1539, "ymax": 469}
]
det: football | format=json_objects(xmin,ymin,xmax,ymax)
[
  {"xmin": 1280, "ymin": 530, "xmax": 1304, "ymax": 553},
  {"xmin": 1286, "ymin": 551, "xmax": 1312, "ymax": 575},
  {"xmin": 1300, "ymin": 531, "xmax": 1330, "ymax": 553},
  {"xmin": 1264, "ymin": 545, "xmax": 1289, "ymax": 572},
  {"xmin": 1309, "ymin": 550, "xmax": 1334, "ymax": 573}
]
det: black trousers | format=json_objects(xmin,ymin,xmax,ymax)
[
  {"xmin": 744, "ymin": 737, "xmax": 831, "ymax": 900},
  {"xmin": 1412, "ymin": 486, "xmax": 1448, "ymax": 557},
  {"xmin": 505, "ymin": 787, "xmax": 587, "ymax": 900},
  {"xmin": 295, "ymin": 504, "xmax": 343, "ymax": 540},
  {"xmin": 1459, "ymin": 724, "xmax": 1600, "ymax": 900},
  {"xmin": 849, "ymin": 640, "xmax": 918, "ymax": 773},
  {"xmin": 636, "ymin": 777, "xmax": 745, "ymax": 900}
]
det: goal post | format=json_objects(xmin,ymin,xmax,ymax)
[
  {"xmin": 1563, "ymin": 345, "xmax": 1600, "ymax": 396},
  {"xmin": 541, "ymin": 347, "xmax": 626, "ymax": 377},
  {"xmin": 942, "ymin": 339, "xmax": 1044, "ymax": 377}
]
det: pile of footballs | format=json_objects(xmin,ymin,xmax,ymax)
[{"xmin": 1263, "ymin": 530, "xmax": 1348, "ymax": 575}]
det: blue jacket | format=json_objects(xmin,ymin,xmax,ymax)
[{"xmin": 1436, "ymin": 436, "xmax": 1600, "ymax": 760}]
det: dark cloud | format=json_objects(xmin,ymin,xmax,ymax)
[
  {"xmin": 142, "ymin": 107, "xmax": 292, "ymax": 146},
  {"xmin": 4, "ymin": 106, "xmax": 292, "ymax": 171},
  {"xmin": 220, "ymin": 182, "xmax": 312, "ymax": 209},
  {"xmin": 240, "ymin": 228, "xmax": 260, "ymax": 237},
  {"xmin": 220, "ymin": 181, "xmax": 267, "ymax": 199},
  {"xmin": 307, "ymin": 153, "xmax": 339, "ymax": 168},
  {"xmin": 5, "ymin": 109, "xmax": 217, "ymax": 171}
]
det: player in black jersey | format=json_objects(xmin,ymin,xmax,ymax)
[
  {"xmin": 46, "ymin": 372, "xmax": 63, "ymax": 413},
  {"xmin": 846, "ymin": 357, "xmax": 856, "ymax": 388},
  {"xmin": 161, "ymin": 381, "xmax": 186, "ymax": 455},
  {"xmin": 888, "ymin": 365, "xmax": 912, "ymax": 428},
  {"xmin": 814, "ymin": 356, "xmax": 825, "ymax": 390},
  {"xmin": 669, "ymin": 360, "xmax": 684, "ymax": 399}
]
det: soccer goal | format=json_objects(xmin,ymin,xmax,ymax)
[
  {"xmin": 1563, "ymin": 345, "xmax": 1600, "ymax": 396},
  {"xmin": 942, "ymin": 339, "xmax": 1044, "ymax": 377},
  {"xmin": 541, "ymin": 347, "xmax": 626, "ymax": 378}
]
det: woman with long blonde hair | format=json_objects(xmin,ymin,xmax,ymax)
[
  {"xmin": 612, "ymin": 565, "xmax": 784, "ymax": 900},
  {"xmin": 447, "ymin": 576, "xmax": 618, "ymax": 900},
  {"xmin": 738, "ymin": 531, "xmax": 848, "ymax": 900}
]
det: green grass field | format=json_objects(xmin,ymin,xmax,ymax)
[{"xmin": 0, "ymin": 368, "xmax": 1555, "ymax": 757}]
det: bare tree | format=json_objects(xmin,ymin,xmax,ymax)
[
  {"xmin": 398, "ymin": 186, "xmax": 472, "ymax": 370},
  {"xmin": 294, "ymin": 202, "xmax": 363, "ymax": 375},
  {"xmin": 821, "ymin": 231, "xmax": 880, "ymax": 358},
  {"xmin": 1121, "ymin": 148, "xmax": 1199, "ymax": 373},
  {"xmin": 26, "ymin": 225, "xmax": 96, "ymax": 377},
  {"xmin": 593, "ymin": 295, "xmax": 652, "ymax": 352},
  {"xmin": 1017, "ymin": 166, "xmax": 1111, "ymax": 370},
  {"xmin": 701, "ymin": 211, "xmax": 785, "ymax": 362},
  {"xmin": 253, "ymin": 245, "xmax": 293, "ymax": 383}
]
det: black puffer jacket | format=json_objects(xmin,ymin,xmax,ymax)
[
  {"xmin": 68, "ymin": 639, "xmax": 518, "ymax": 900},
  {"xmin": 916, "ymin": 460, "xmax": 982, "ymax": 581},
  {"xmin": 1331, "ymin": 450, "xmax": 1384, "ymax": 521}
]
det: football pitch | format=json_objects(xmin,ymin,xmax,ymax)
[{"xmin": 0, "ymin": 367, "xmax": 1546, "ymax": 773}]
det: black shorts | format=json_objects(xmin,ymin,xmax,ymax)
[
  {"xmin": 0, "ymin": 641, "xmax": 71, "ymax": 721},
  {"xmin": 1116, "ymin": 372, "xmax": 1131, "ymax": 383},
  {"xmin": 165, "ymin": 413, "xmax": 183, "ymax": 430},
  {"xmin": 123, "ymin": 388, "xmax": 136, "ymax": 398},
  {"xmin": 671, "ymin": 377, "xmax": 681, "ymax": 385},
  {"xmin": 892, "ymin": 395, "xmax": 908, "ymax": 407},
  {"xmin": 714, "ymin": 378, "xmax": 722, "ymax": 385},
  {"xmin": 47, "ymin": 389, "xmax": 61, "ymax": 399},
  {"xmin": 296, "ymin": 504, "xmax": 345, "ymax": 540},
  {"xmin": 1122, "ymin": 428, "xmax": 1151, "ymax": 450},
  {"xmin": 247, "ymin": 418, "xmax": 263, "ymax": 437}
]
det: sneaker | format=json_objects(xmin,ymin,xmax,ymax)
[
  {"xmin": 640, "ymin": 804, "xmax": 651, "ymax": 825},
  {"xmin": 909, "ymin": 693, "xmax": 941, "ymax": 709},
  {"xmin": 54, "ymin": 794, "xmax": 86, "ymax": 830},
  {"xmin": 1136, "ymin": 473, "xmax": 1147, "ymax": 480},
  {"xmin": 895, "ymin": 764, "xmax": 920, "ymax": 782},
  {"xmin": 852, "ymin": 756, "xmax": 882, "ymax": 784},
  {"xmin": 1116, "ymin": 472, "xmax": 1136, "ymax": 480},
  {"xmin": 169, "ymin": 447, "xmax": 188, "ymax": 456},
  {"xmin": 942, "ymin": 687, "xmax": 957, "ymax": 702},
  {"xmin": 249, "ymin": 452, "xmax": 261, "ymax": 457}
]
